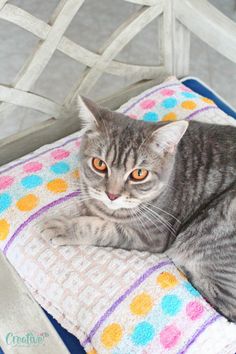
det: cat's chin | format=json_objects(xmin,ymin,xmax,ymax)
[
  {"xmin": 100, "ymin": 199, "xmax": 138, "ymax": 211},
  {"xmin": 89, "ymin": 195, "xmax": 139, "ymax": 211}
]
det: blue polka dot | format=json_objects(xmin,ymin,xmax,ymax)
[
  {"xmin": 0, "ymin": 193, "xmax": 12, "ymax": 213},
  {"xmin": 161, "ymin": 295, "xmax": 182, "ymax": 316},
  {"xmin": 51, "ymin": 162, "xmax": 70, "ymax": 175},
  {"xmin": 21, "ymin": 175, "xmax": 43, "ymax": 189},
  {"xmin": 161, "ymin": 98, "xmax": 177, "ymax": 109},
  {"xmin": 181, "ymin": 92, "xmax": 197, "ymax": 98},
  {"xmin": 184, "ymin": 281, "xmax": 200, "ymax": 297},
  {"xmin": 131, "ymin": 322, "xmax": 155, "ymax": 346},
  {"xmin": 143, "ymin": 112, "xmax": 158, "ymax": 122}
]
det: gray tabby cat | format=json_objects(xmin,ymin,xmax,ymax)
[{"xmin": 39, "ymin": 96, "xmax": 236, "ymax": 321}]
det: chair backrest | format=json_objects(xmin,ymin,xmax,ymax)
[{"xmin": 0, "ymin": 0, "xmax": 236, "ymax": 165}]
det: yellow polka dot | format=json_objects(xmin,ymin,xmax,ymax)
[
  {"xmin": 87, "ymin": 350, "xmax": 97, "ymax": 354},
  {"xmin": 47, "ymin": 179, "xmax": 68, "ymax": 193},
  {"xmin": 162, "ymin": 112, "xmax": 177, "ymax": 122},
  {"xmin": 130, "ymin": 293, "xmax": 153, "ymax": 316},
  {"xmin": 181, "ymin": 100, "xmax": 197, "ymax": 110},
  {"xmin": 72, "ymin": 169, "xmax": 80, "ymax": 179},
  {"xmin": 201, "ymin": 97, "xmax": 214, "ymax": 105},
  {"xmin": 16, "ymin": 194, "xmax": 39, "ymax": 212},
  {"xmin": 0, "ymin": 219, "xmax": 10, "ymax": 240},
  {"xmin": 101, "ymin": 323, "xmax": 123, "ymax": 349},
  {"xmin": 157, "ymin": 272, "xmax": 179, "ymax": 289}
]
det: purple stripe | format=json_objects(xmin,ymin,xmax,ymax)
[
  {"xmin": 0, "ymin": 137, "xmax": 79, "ymax": 175},
  {"xmin": 3, "ymin": 190, "xmax": 80, "ymax": 255},
  {"xmin": 122, "ymin": 82, "xmax": 179, "ymax": 114},
  {"xmin": 82, "ymin": 260, "xmax": 172, "ymax": 346},
  {"xmin": 178, "ymin": 314, "xmax": 220, "ymax": 354},
  {"xmin": 185, "ymin": 106, "xmax": 218, "ymax": 121}
]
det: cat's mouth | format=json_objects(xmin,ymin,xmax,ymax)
[{"xmin": 89, "ymin": 188, "xmax": 140, "ymax": 210}]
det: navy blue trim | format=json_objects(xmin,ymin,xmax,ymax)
[
  {"xmin": 182, "ymin": 78, "xmax": 236, "ymax": 119},
  {"xmin": 43, "ymin": 309, "xmax": 85, "ymax": 354}
]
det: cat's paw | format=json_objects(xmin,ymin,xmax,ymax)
[
  {"xmin": 34, "ymin": 217, "xmax": 70, "ymax": 246},
  {"xmin": 34, "ymin": 216, "xmax": 90, "ymax": 246},
  {"xmin": 49, "ymin": 232, "xmax": 79, "ymax": 246},
  {"xmin": 51, "ymin": 217, "xmax": 93, "ymax": 246}
]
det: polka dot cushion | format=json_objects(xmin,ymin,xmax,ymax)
[
  {"xmin": 118, "ymin": 76, "xmax": 236, "ymax": 126},
  {"xmin": 1, "ymin": 77, "xmax": 236, "ymax": 354}
]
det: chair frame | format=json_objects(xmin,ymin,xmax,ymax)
[{"xmin": 0, "ymin": 0, "xmax": 236, "ymax": 165}]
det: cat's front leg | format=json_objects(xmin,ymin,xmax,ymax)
[
  {"xmin": 38, "ymin": 216, "xmax": 118, "ymax": 247},
  {"xmin": 34, "ymin": 214, "xmax": 77, "ymax": 245}
]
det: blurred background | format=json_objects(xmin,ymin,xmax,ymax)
[{"xmin": 0, "ymin": 0, "xmax": 236, "ymax": 139}]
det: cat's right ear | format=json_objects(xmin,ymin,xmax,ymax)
[
  {"xmin": 77, "ymin": 96, "xmax": 99, "ymax": 131},
  {"xmin": 151, "ymin": 120, "xmax": 189, "ymax": 154}
]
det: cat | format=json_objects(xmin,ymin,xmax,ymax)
[{"xmin": 37, "ymin": 96, "xmax": 236, "ymax": 321}]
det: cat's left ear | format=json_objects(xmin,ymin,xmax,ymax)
[
  {"xmin": 151, "ymin": 120, "xmax": 189, "ymax": 154},
  {"xmin": 77, "ymin": 95, "xmax": 100, "ymax": 131}
]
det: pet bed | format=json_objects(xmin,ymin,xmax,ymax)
[
  {"xmin": 1, "ymin": 77, "xmax": 236, "ymax": 354},
  {"xmin": 1, "ymin": 1, "xmax": 236, "ymax": 353}
]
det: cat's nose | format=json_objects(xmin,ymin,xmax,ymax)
[{"xmin": 106, "ymin": 192, "xmax": 120, "ymax": 201}]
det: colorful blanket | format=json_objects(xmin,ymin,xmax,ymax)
[{"xmin": 1, "ymin": 77, "xmax": 236, "ymax": 353}]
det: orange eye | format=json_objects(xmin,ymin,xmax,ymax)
[
  {"xmin": 92, "ymin": 158, "xmax": 107, "ymax": 173},
  {"xmin": 130, "ymin": 168, "xmax": 148, "ymax": 181}
]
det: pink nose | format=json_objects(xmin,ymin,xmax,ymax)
[{"xmin": 106, "ymin": 192, "xmax": 120, "ymax": 201}]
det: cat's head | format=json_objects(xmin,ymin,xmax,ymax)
[{"xmin": 77, "ymin": 96, "xmax": 188, "ymax": 211}]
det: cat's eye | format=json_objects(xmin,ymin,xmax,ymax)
[
  {"xmin": 92, "ymin": 157, "xmax": 107, "ymax": 173},
  {"xmin": 130, "ymin": 168, "xmax": 148, "ymax": 181}
]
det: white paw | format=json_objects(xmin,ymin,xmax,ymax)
[
  {"xmin": 49, "ymin": 233, "xmax": 79, "ymax": 246},
  {"xmin": 34, "ymin": 217, "xmax": 68, "ymax": 246}
]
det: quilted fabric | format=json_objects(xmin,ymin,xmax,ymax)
[{"xmin": 1, "ymin": 77, "xmax": 236, "ymax": 354}]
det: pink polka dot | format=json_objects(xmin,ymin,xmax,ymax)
[
  {"xmin": 186, "ymin": 301, "xmax": 204, "ymax": 320},
  {"xmin": 129, "ymin": 114, "xmax": 138, "ymax": 120},
  {"xmin": 23, "ymin": 162, "xmax": 43, "ymax": 173},
  {"xmin": 0, "ymin": 176, "xmax": 14, "ymax": 190},
  {"xmin": 160, "ymin": 325, "xmax": 181, "ymax": 349},
  {"xmin": 140, "ymin": 99, "xmax": 156, "ymax": 110},
  {"xmin": 181, "ymin": 86, "xmax": 192, "ymax": 92},
  {"xmin": 160, "ymin": 89, "xmax": 175, "ymax": 96},
  {"xmin": 75, "ymin": 140, "xmax": 81, "ymax": 148},
  {"xmin": 51, "ymin": 149, "xmax": 70, "ymax": 160}
]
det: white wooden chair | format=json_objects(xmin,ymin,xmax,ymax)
[{"xmin": 0, "ymin": 0, "xmax": 236, "ymax": 352}]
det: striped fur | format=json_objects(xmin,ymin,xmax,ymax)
[{"xmin": 40, "ymin": 97, "xmax": 236, "ymax": 321}]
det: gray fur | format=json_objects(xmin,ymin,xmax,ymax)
[{"xmin": 39, "ymin": 96, "xmax": 236, "ymax": 321}]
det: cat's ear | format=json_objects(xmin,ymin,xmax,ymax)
[
  {"xmin": 77, "ymin": 95, "xmax": 100, "ymax": 130},
  {"xmin": 151, "ymin": 120, "xmax": 189, "ymax": 154}
]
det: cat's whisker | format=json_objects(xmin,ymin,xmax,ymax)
[
  {"xmin": 136, "ymin": 206, "xmax": 166, "ymax": 241},
  {"xmin": 142, "ymin": 205, "xmax": 175, "ymax": 231},
  {"xmin": 131, "ymin": 208, "xmax": 154, "ymax": 245},
  {"xmin": 145, "ymin": 202, "xmax": 181, "ymax": 224},
  {"xmin": 164, "ymin": 183, "xmax": 179, "ymax": 193},
  {"xmin": 137, "ymin": 207, "xmax": 158, "ymax": 231},
  {"xmin": 141, "ymin": 205, "xmax": 177, "ymax": 238}
]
